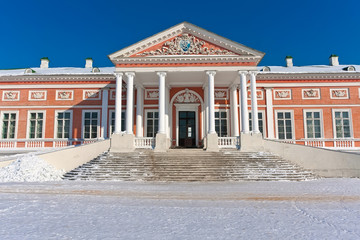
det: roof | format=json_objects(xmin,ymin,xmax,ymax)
[{"xmin": 257, "ymin": 65, "xmax": 360, "ymax": 74}]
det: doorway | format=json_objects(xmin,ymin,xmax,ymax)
[{"xmin": 178, "ymin": 111, "xmax": 196, "ymax": 147}]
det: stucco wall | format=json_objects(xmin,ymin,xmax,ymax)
[
  {"xmin": 263, "ymin": 139, "xmax": 360, "ymax": 177},
  {"xmin": 38, "ymin": 139, "xmax": 110, "ymax": 172}
]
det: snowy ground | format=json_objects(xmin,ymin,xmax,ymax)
[{"xmin": 0, "ymin": 179, "xmax": 360, "ymax": 239}]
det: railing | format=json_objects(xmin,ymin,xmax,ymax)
[
  {"xmin": 0, "ymin": 138, "xmax": 100, "ymax": 149},
  {"xmin": 135, "ymin": 137, "xmax": 155, "ymax": 149},
  {"xmin": 218, "ymin": 137, "xmax": 239, "ymax": 149},
  {"xmin": 273, "ymin": 138, "xmax": 359, "ymax": 149}
]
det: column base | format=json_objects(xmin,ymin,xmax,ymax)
[
  {"xmin": 240, "ymin": 133, "xmax": 264, "ymax": 152},
  {"xmin": 206, "ymin": 133, "xmax": 219, "ymax": 152},
  {"xmin": 154, "ymin": 133, "xmax": 170, "ymax": 152},
  {"xmin": 110, "ymin": 133, "xmax": 135, "ymax": 152}
]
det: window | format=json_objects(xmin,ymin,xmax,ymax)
[
  {"xmin": 146, "ymin": 111, "xmax": 158, "ymax": 137},
  {"xmin": 249, "ymin": 112, "xmax": 264, "ymax": 134},
  {"xmin": 29, "ymin": 112, "xmax": 44, "ymax": 139},
  {"xmin": 304, "ymin": 111, "xmax": 322, "ymax": 138},
  {"xmin": 109, "ymin": 111, "xmax": 126, "ymax": 134},
  {"xmin": 215, "ymin": 111, "xmax": 228, "ymax": 137},
  {"xmin": 276, "ymin": 111, "xmax": 293, "ymax": 139},
  {"xmin": 1, "ymin": 112, "xmax": 17, "ymax": 139},
  {"xmin": 83, "ymin": 111, "xmax": 99, "ymax": 139},
  {"xmin": 56, "ymin": 111, "xmax": 72, "ymax": 138},
  {"xmin": 334, "ymin": 110, "xmax": 352, "ymax": 138}
]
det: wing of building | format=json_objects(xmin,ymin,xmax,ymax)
[{"xmin": 0, "ymin": 22, "xmax": 359, "ymax": 151}]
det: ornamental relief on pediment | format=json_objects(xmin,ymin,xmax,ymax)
[
  {"xmin": 137, "ymin": 34, "xmax": 237, "ymax": 57},
  {"xmin": 215, "ymin": 90, "xmax": 228, "ymax": 100},
  {"xmin": 174, "ymin": 89, "xmax": 200, "ymax": 103}
]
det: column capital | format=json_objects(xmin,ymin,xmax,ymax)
[
  {"xmin": 157, "ymin": 71, "xmax": 167, "ymax": 77},
  {"xmin": 135, "ymin": 83, "xmax": 144, "ymax": 90},
  {"xmin": 238, "ymin": 71, "xmax": 248, "ymax": 76},
  {"xmin": 206, "ymin": 70, "xmax": 217, "ymax": 77},
  {"xmin": 114, "ymin": 72, "xmax": 123, "ymax": 78},
  {"xmin": 125, "ymin": 72, "xmax": 135, "ymax": 77},
  {"xmin": 249, "ymin": 71, "xmax": 259, "ymax": 76}
]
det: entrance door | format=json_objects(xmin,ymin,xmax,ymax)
[{"xmin": 179, "ymin": 111, "xmax": 196, "ymax": 147}]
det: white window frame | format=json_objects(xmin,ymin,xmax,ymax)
[
  {"xmin": 82, "ymin": 110, "xmax": 100, "ymax": 139},
  {"xmin": 27, "ymin": 110, "xmax": 46, "ymax": 139},
  {"xmin": 0, "ymin": 111, "xmax": 18, "ymax": 139},
  {"xmin": 144, "ymin": 109, "xmax": 159, "ymax": 138},
  {"xmin": 303, "ymin": 109, "xmax": 323, "ymax": 139},
  {"xmin": 275, "ymin": 110, "xmax": 295, "ymax": 140},
  {"xmin": 54, "ymin": 110, "xmax": 73, "ymax": 139},
  {"xmin": 109, "ymin": 109, "xmax": 126, "ymax": 135},
  {"xmin": 215, "ymin": 109, "xmax": 229, "ymax": 137},
  {"xmin": 249, "ymin": 110, "xmax": 266, "ymax": 137},
  {"xmin": 332, "ymin": 109, "xmax": 353, "ymax": 139}
]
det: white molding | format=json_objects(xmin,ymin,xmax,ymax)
[
  {"xmin": 265, "ymin": 88, "xmax": 274, "ymax": 139},
  {"xmin": 257, "ymin": 82, "xmax": 360, "ymax": 87},
  {"xmin": 303, "ymin": 109, "xmax": 324, "ymax": 139},
  {"xmin": 26, "ymin": 110, "xmax": 46, "ymax": 139},
  {"xmin": 28, "ymin": 90, "xmax": 47, "ymax": 101},
  {"xmin": 274, "ymin": 110, "xmax": 295, "ymax": 140},
  {"xmin": 302, "ymin": 88, "xmax": 321, "ymax": 100},
  {"xmin": 273, "ymin": 104, "xmax": 360, "ymax": 107},
  {"xmin": 54, "ymin": 110, "xmax": 73, "ymax": 139},
  {"xmin": 273, "ymin": 89, "xmax": 292, "ymax": 100},
  {"xmin": 214, "ymin": 89, "xmax": 229, "ymax": 100},
  {"xmin": 0, "ymin": 84, "xmax": 115, "ymax": 89},
  {"xmin": 0, "ymin": 105, "xmax": 104, "ymax": 109},
  {"xmin": 56, "ymin": 90, "xmax": 74, "ymax": 101},
  {"xmin": 331, "ymin": 109, "xmax": 353, "ymax": 139},
  {"xmin": 2, "ymin": 90, "xmax": 20, "ymax": 101},
  {"xmin": 81, "ymin": 110, "xmax": 101, "ymax": 139},
  {"xmin": 174, "ymin": 103, "xmax": 200, "ymax": 147},
  {"xmin": 257, "ymin": 72, "xmax": 360, "ymax": 80},
  {"xmin": 0, "ymin": 110, "xmax": 19, "ymax": 139},
  {"xmin": 145, "ymin": 89, "xmax": 159, "ymax": 100},
  {"xmin": 330, "ymin": 88, "xmax": 349, "ymax": 99},
  {"xmin": 83, "ymin": 90, "xmax": 101, "ymax": 100}
]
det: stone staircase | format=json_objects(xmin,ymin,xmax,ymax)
[{"xmin": 63, "ymin": 149, "xmax": 317, "ymax": 181}]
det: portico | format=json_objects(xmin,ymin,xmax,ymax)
[{"xmin": 108, "ymin": 22, "xmax": 265, "ymax": 152}]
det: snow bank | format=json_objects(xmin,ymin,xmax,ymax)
[{"xmin": 0, "ymin": 154, "xmax": 64, "ymax": 182}]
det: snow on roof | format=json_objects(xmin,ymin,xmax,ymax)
[
  {"xmin": 0, "ymin": 65, "xmax": 359, "ymax": 77},
  {"xmin": 0, "ymin": 67, "xmax": 116, "ymax": 77}
]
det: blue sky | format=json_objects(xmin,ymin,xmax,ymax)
[{"xmin": 0, "ymin": 0, "xmax": 359, "ymax": 69}]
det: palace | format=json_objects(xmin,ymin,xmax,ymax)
[{"xmin": 0, "ymin": 22, "xmax": 359, "ymax": 152}]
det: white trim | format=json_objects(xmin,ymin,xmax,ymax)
[
  {"xmin": 145, "ymin": 89, "xmax": 159, "ymax": 100},
  {"xmin": 0, "ymin": 84, "xmax": 115, "ymax": 89},
  {"xmin": 83, "ymin": 90, "xmax": 101, "ymax": 100},
  {"xmin": 174, "ymin": 103, "xmax": 200, "ymax": 147},
  {"xmin": 258, "ymin": 82, "xmax": 360, "ymax": 87},
  {"xmin": 28, "ymin": 90, "xmax": 47, "ymax": 101},
  {"xmin": 2, "ymin": 90, "xmax": 20, "ymax": 101},
  {"xmin": 303, "ymin": 109, "xmax": 324, "ymax": 139},
  {"xmin": 214, "ymin": 89, "xmax": 229, "ymax": 100},
  {"xmin": 56, "ymin": 90, "xmax": 74, "ymax": 100},
  {"xmin": 265, "ymin": 88, "xmax": 274, "ymax": 139},
  {"xmin": 302, "ymin": 88, "xmax": 321, "ymax": 100},
  {"xmin": 330, "ymin": 88, "xmax": 349, "ymax": 99},
  {"xmin": 26, "ymin": 110, "xmax": 46, "ymax": 139},
  {"xmin": 82, "ymin": 110, "xmax": 101, "ymax": 139},
  {"xmin": 332, "ymin": 109, "xmax": 353, "ymax": 139},
  {"xmin": 54, "ymin": 110, "xmax": 73, "ymax": 139},
  {"xmin": 0, "ymin": 111, "xmax": 19, "ymax": 139},
  {"xmin": 273, "ymin": 104, "xmax": 360, "ymax": 108},
  {"xmin": 273, "ymin": 89, "xmax": 292, "ymax": 100},
  {"xmin": 274, "ymin": 110, "xmax": 295, "ymax": 140},
  {"xmin": 0, "ymin": 105, "xmax": 104, "ymax": 109}
]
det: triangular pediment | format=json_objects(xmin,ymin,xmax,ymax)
[{"xmin": 109, "ymin": 22, "xmax": 265, "ymax": 65}]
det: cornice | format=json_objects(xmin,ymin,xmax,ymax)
[
  {"xmin": 0, "ymin": 74, "xmax": 115, "ymax": 82},
  {"xmin": 257, "ymin": 72, "xmax": 360, "ymax": 80}
]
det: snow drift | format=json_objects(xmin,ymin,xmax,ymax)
[{"xmin": 0, "ymin": 154, "xmax": 64, "ymax": 182}]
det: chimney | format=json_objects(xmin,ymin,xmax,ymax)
[
  {"xmin": 40, "ymin": 57, "xmax": 49, "ymax": 69},
  {"xmin": 329, "ymin": 54, "xmax": 339, "ymax": 66},
  {"xmin": 85, "ymin": 58, "xmax": 93, "ymax": 68},
  {"xmin": 285, "ymin": 56, "xmax": 293, "ymax": 67}
]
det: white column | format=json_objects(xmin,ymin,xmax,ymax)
[
  {"xmin": 100, "ymin": 88, "xmax": 109, "ymax": 139},
  {"xmin": 125, "ymin": 72, "xmax": 135, "ymax": 134},
  {"xmin": 203, "ymin": 85, "xmax": 209, "ymax": 135},
  {"xmin": 237, "ymin": 85, "xmax": 242, "ymax": 131},
  {"xmin": 135, "ymin": 84, "xmax": 143, "ymax": 137},
  {"xmin": 239, "ymin": 71, "xmax": 249, "ymax": 133},
  {"xmin": 230, "ymin": 85, "xmax": 239, "ymax": 136},
  {"xmin": 265, "ymin": 88, "xmax": 274, "ymax": 139},
  {"xmin": 206, "ymin": 71, "xmax": 216, "ymax": 134},
  {"xmin": 250, "ymin": 72, "xmax": 260, "ymax": 133},
  {"xmin": 157, "ymin": 72, "xmax": 167, "ymax": 134},
  {"xmin": 114, "ymin": 73, "xmax": 123, "ymax": 134}
]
